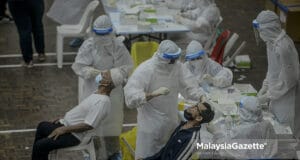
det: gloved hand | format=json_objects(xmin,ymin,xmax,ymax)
[
  {"xmin": 90, "ymin": 68, "xmax": 101, "ymax": 77},
  {"xmin": 151, "ymin": 87, "xmax": 170, "ymax": 97},
  {"xmin": 258, "ymin": 92, "xmax": 270, "ymax": 105},
  {"xmin": 174, "ymin": 14, "xmax": 182, "ymax": 23},
  {"xmin": 199, "ymin": 95, "xmax": 206, "ymax": 103},
  {"xmin": 202, "ymin": 74, "xmax": 214, "ymax": 84},
  {"xmin": 180, "ymin": 12, "xmax": 191, "ymax": 18},
  {"xmin": 206, "ymin": 123, "xmax": 218, "ymax": 134},
  {"xmin": 257, "ymin": 84, "xmax": 268, "ymax": 97}
]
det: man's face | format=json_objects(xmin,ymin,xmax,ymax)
[
  {"xmin": 101, "ymin": 71, "xmax": 111, "ymax": 81},
  {"xmin": 184, "ymin": 103, "xmax": 207, "ymax": 121},
  {"xmin": 99, "ymin": 71, "xmax": 113, "ymax": 91}
]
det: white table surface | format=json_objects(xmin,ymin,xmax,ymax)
[{"xmin": 103, "ymin": 1, "xmax": 190, "ymax": 35}]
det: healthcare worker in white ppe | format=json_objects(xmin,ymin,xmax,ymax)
[
  {"xmin": 72, "ymin": 15, "xmax": 133, "ymax": 155},
  {"xmin": 184, "ymin": 40, "xmax": 233, "ymax": 89},
  {"xmin": 175, "ymin": 0, "xmax": 220, "ymax": 45},
  {"xmin": 124, "ymin": 40, "xmax": 206, "ymax": 159},
  {"xmin": 207, "ymin": 97, "xmax": 278, "ymax": 159},
  {"xmin": 253, "ymin": 10, "xmax": 300, "ymax": 138}
]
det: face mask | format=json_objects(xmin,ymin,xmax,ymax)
[
  {"xmin": 95, "ymin": 74, "xmax": 103, "ymax": 84},
  {"xmin": 190, "ymin": 60, "xmax": 198, "ymax": 67},
  {"xmin": 94, "ymin": 34, "xmax": 114, "ymax": 46},
  {"xmin": 190, "ymin": 59, "xmax": 204, "ymax": 69},
  {"xmin": 259, "ymin": 30, "xmax": 272, "ymax": 42},
  {"xmin": 169, "ymin": 59, "xmax": 177, "ymax": 64},
  {"xmin": 184, "ymin": 110, "xmax": 194, "ymax": 121}
]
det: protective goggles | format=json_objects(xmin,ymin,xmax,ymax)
[
  {"xmin": 93, "ymin": 27, "xmax": 113, "ymax": 35},
  {"xmin": 252, "ymin": 19, "xmax": 260, "ymax": 29},
  {"xmin": 161, "ymin": 48, "xmax": 182, "ymax": 60},
  {"xmin": 185, "ymin": 50, "xmax": 205, "ymax": 61},
  {"xmin": 239, "ymin": 99, "xmax": 244, "ymax": 108}
]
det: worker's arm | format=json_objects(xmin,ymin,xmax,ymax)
[
  {"xmin": 124, "ymin": 63, "xmax": 152, "ymax": 109},
  {"xmin": 48, "ymin": 123, "xmax": 93, "ymax": 140},
  {"xmin": 72, "ymin": 38, "xmax": 101, "ymax": 79}
]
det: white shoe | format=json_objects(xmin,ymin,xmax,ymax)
[{"xmin": 27, "ymin": 61, "xmax": 34, "ymax": 68}]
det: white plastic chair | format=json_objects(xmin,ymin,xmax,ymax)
[
  {"xmin": 204, "ymin": 17, "xmax": 223, "ymax": 52},
  {"xmin": 56, "ymin": 0, "xmax": 99, "ymax": 68},
  {"xmin": 51, "ymin": 139, "xmax": 96, "ymax": 160},
  {"xmin": 49, "ymin": 132, "xmax": 100, "ymax": 160},
  {"xmin": 222, "ymin": 41, "xmax": 247, "ymax": 67},
  {"xmin": 223, "ymin": 33, "xmax": 239, "ymax": 59}
]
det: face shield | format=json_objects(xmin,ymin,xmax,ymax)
[
  {"xmin": 185, "ymin": 50, "xmax": 205, "ymax": 70},
  {"xmin": 93, "ymin": 27, "xmax": 113, "ymax": 35},
  {"xmin": 252, "ymin": 19, "xmax": 261, "ymax": 46},
  {"xmin": 185, "ymin": 50, "xmax": 205, "ymax": 61},
  {"xmin": 93, "ymin": 27, "xmax": 114, "ymax": 45},
  {"xmin": 161, "ymin": 48, "xmax": 182, "ymax": 64}
]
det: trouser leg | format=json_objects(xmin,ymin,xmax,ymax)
[
  {"xmin": 8, "ymin": 1, "xmax": 33, "ymax": 63},
  {"xmin": 29, "ymin": 0, "xmax": 45, "ymax": 54},
  {"xmin": 32, "ymin": 121, "xmax": 80, "ymax": 160}
]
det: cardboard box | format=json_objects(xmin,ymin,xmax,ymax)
[{"xmin": 276, "ymin": 0, "xmax": 300, "ymax": 42}]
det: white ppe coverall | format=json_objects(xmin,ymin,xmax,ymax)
[
  {"xmin": 213, "ymin": 121, "xmax": 278, "ymax": 159},
  {"xmin": 184, "ymin": 40, "xmax": 233, "ymax": 88},
  {"xmin": 255, "ymin": 11, "xmax": 300, "ymax": 138},
  {"xmin": 124, "ymin": 41, "xmax": 204, "ymax": 159},
  {"xmin": 72, "ymin": 35, "xmax": 133, "ymax": 136},
  {"xmin": 208, "ymin": 97, "xmax": 277, "ymax": 159},
  {"xmin": 72, "ymin": 15, "xmax": 133, "ymax": 136}
]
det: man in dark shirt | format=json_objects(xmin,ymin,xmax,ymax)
[{"xmin": 143, "ymin": 102, "xmax": 215, "ymax": 160}]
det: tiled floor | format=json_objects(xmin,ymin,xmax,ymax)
[{"xmin": 0, "ymin": 0, "xmax": 299, "ymax": 159}]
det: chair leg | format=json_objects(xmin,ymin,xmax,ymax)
[
  {"xmin": 48, "ymin": 150, "xmax": 58, "ymax": 160},
  {"xmin": 56, "ymin": 33, "xmax": 64, "ymax": 68},
  {"xmin": 88, "ymin": 140, "xmax": 97, "ymax": 160}
]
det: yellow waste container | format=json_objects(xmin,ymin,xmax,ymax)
[
  {"xmin": 131, "ymin": 41, "xmax": 159, "ymax": 69},
  {"xmin": 119, "ymin": 127, "xmax": 137, "ymax": 160}
]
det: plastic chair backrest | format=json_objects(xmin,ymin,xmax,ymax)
[
  {"xmin": 223, "ymin": 41, "xmax": 246, "ymax": 67},
  {"xmin": 210, "ymin": 29, "xmax": 231, "ymax": 64},
  {"xmin": 204, "ymin": 16, "xmax": 223, "ymax": 51},
  {"xmin": 223, "ymin": 33, "xmax": 239, "ymax": 59},
  {"xmin": 131, "ymin": 41, "xmax": 159, "ymax": 69},
  {"xmin": 79, "ymin": 0, "xmax": 99, "ymax": 33},
  {"xmin": 80, "ymin": 131, "xmax": 97, "ymax": 145}
]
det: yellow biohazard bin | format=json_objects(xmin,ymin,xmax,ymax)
[
  {"xmin": 131, "ymin": 41, "xmax": 159, "ymax": 69},
  {"xmin": 120, "ymin": 127, "xmax": 137, "ymax": 160}
]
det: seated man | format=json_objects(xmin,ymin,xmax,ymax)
[
  {"xmin": 143, "ymin": 102, "xmax": 215, "ymax": 160},
  {"xmin": 31, "ymin": 70, "xmax": 123, "ymax": 160}
]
